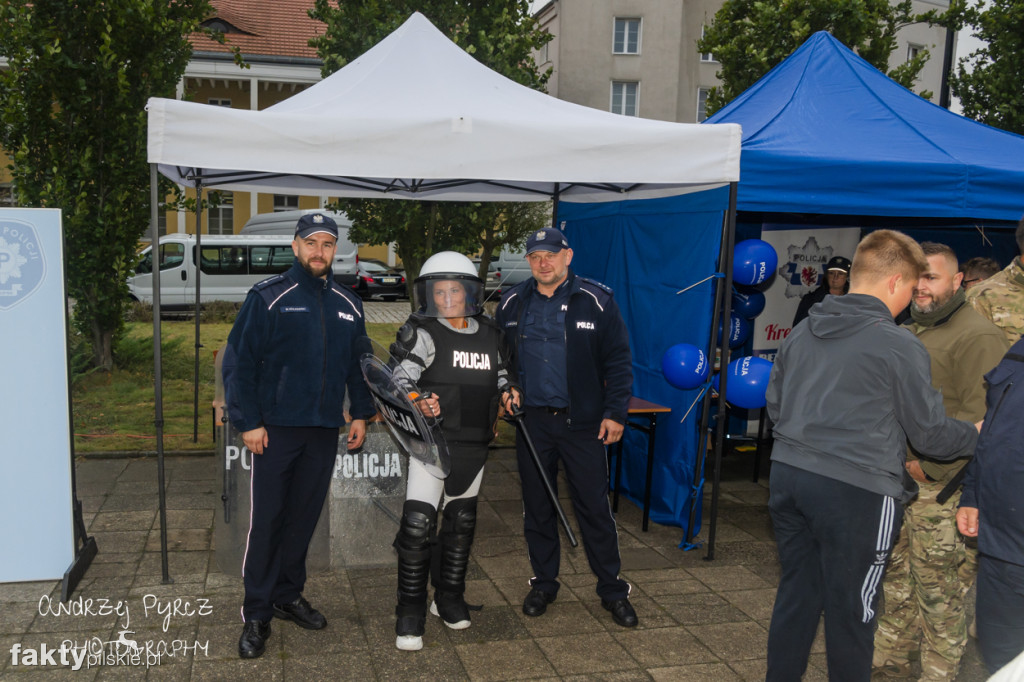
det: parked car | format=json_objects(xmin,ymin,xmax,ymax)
[{"xmin": 352, "ymin": 258, "xmax": 407, "ymax": 300}]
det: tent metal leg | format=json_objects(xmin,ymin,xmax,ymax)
[{"xmin": 151, "ymin": 164, "xmax": 172, "ymax": 584}]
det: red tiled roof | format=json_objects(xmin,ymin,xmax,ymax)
[{"xmin": 190, "ymin": 0, "xmax": 324, "ymax": 60}]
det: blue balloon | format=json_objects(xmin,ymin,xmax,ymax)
[
  {"xmin": 732, "ymin": 289, "xmax": 766, "ymax": 319},
  {"xmin": 661, "ymin": 343, "xmax": 709, "ymax": 390},
  {"xmin": 711, "ymin": 356, "xmax": 773, "ymax": 409},
  {"xmin": 718, "ymin": 313, "xmax": 752, "ymax": 349},
  {"xmin": 733, "ymin": 239, "xmax": 779, "ymax": 286}
]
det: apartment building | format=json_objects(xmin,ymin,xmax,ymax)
[{"xmin": 534, "ymin": 0, "xmax": 953, "ymax": 123}]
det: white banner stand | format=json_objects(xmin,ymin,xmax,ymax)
[{"xmin": 0, "ymin": 208, "xmax": 96, "ymax": 596}]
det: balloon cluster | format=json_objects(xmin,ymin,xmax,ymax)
[{"xmin": 661, "ymin": 239, "xmax": 777, "ymax": 409}]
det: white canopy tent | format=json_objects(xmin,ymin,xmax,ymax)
[
  {"xmin": 143, "ymin": 12, "xmax": 743, "ymax": 578},
  {"xmin": 148, "ymin": 12, "xmax": 740, "ymax": 201}
]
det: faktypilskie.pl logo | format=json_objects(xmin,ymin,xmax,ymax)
[{"xmin": 9, "ymin": 593, "xmax": 213, "ymax": 671}]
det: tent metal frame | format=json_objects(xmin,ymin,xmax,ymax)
[{"xmin": 145, "ymin": 166, "xmax": 739, "ymax": 581}]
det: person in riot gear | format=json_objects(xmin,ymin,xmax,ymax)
[{"xmin": 389, "ymin": 251, "xmax": 519, "ymax": 651}]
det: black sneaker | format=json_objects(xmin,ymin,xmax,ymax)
[
  {"xmin": 522, "ymin": 587, "xmax": 556, "ymax": 617},
  {"xmin": 273, "ymin": 596, "xmax": 327, "ymax": 630},
  {"xmin": 430, "ymin": 592, "xmax": 471, "ymax": 630},
  {"xmin": 238, "ymin": 619, "xmax": 271, "ymax": 659}
]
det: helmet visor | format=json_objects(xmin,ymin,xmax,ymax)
[{"xmin": 414, "ymin": 275, "xmax": 484, "ymax": 318}]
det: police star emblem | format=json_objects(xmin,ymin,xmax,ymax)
[{"xmin": 0, "ymin": 220, "xmax": 47, "ymax": 311}]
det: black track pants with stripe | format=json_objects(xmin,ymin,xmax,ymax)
[{"xmin": 766, "ymin": 462, "xmax": 903, "ymax": 682}]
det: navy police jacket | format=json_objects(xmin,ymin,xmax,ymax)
[
  {"xmin": 496, "ymin": 269, "xmax": 633, "ymax": 430},
  {"xmin": 223, "ymin": 262, "xmax": 375, "ymax": 433},
  {"xmin": 960, "ymin": 338, "xmax": 1024, "ymax": 566}
]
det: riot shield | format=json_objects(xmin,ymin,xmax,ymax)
[{"xmin": 359, "ymin": 338, "xmax": 451, "ymax": 479}]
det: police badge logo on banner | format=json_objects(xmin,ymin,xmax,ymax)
[{"xmin": 0, "ymin": 220, "xmax": 46, "ymax": 311}]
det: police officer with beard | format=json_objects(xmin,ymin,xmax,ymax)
[{"xmin": 223, "ymin": 212, "xmax": 375, "ymax": 660}]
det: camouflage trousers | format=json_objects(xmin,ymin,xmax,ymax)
[{"xmin": 873, "ymin": 480, "xmax": 978, "ymax": 680}]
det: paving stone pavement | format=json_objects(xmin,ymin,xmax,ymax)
[
  {"xmin": 364, "ymin": 300, "xmax": 414, "ymax": 324},
  {"xmin": 0, "ymin": 448, "xmax": 990, "ymax": 680}
]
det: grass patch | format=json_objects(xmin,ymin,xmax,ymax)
[{"xmin": 73, "ymin": 319, "xmax": 402, "ymax": 453}]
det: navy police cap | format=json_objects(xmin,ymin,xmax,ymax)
[
  {"xmin": 295, "ymin": 213, "xmax": 339, "ymax": 240},
  {"xmin": 526, "ymin": 227, "xmax": 570, "ymax": 254}
]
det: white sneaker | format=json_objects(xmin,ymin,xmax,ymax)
[
  {"xmin": 430, "ymin": 600, "xmax": 470, "ymax": 630},
  {"xmin": 395, "ymin": 634, "xmax": 423, "ymax": 651}
]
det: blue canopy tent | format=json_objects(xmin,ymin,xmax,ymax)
[
  {"xmin": 564, "ymin": 31, "xmax": 1024, "ymax": 556},
  {"xmin": 707, "ymin": 31, "xmax": 1024, "ymax": 224}
]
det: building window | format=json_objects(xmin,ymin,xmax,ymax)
[
  {"xmin": 907, "ymin": 43, "xmax": 923, "ymax": 62},
  {"xmin": 207, "ymin": 192, "xmax": 234, "ymax": 235},
  {"xmin": 697, "ymin": 88, "xmax": 710, "ymax": 122},
  {"xmin": 273, "ymin": 195, "xmax": 299, "ymax": 212},
  {"xmin": 208, "ymin": 98, "xmax": 231, "ymax": 107},
  {"xmin": 613, "ymin": 18, "xmax": 641, "ymax": 55},
  {"xmin": 611, "ymin": 81, "xmax": 639, "ymax": 117},
  {"xmin": 539, "ymin": 40, "xmax": 549, "ymax": 65},
  {"xmin": 0, "ymin": 183, "xmax": 16, "ymax": 207},
  {"xmin": 701, "ymin": 27, "xmax": 716, "ymax": 62}
]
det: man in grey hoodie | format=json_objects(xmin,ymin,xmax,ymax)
[{"xmin": 764, "ymin": 230, "xmax": 980, "ymax": 682}]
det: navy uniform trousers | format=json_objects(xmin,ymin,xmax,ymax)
[
  {"xmin": 517, "ymin": 406, "xmax": 629, "ymax": 601},
  {"xmin": 242, "ymin": 425, "xmax": 339, "ymax": 622}
]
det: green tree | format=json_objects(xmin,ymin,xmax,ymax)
[
  {"xmin": 948, "ymin": 0, "xmax": 1024, "ymax": 135},
  {"xmin": 308, "ymin": 0, "xmax": 552, "ymax": 300},
  {"xmin": 697, "ymin": 0, "xmax": 933, "ymax": 116},
  {"xmin": 0, "ymin": 0, "xmax": 220, "ymax": 370}
]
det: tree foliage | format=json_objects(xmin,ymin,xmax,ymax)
[
  {"xmin": 947, "ymin": 0, "xmax": 1024, "ymax": 135},
  {"xmin": 697, "ymin": 0, "xmax": 933, "ymax": 116},
  {"xmin": 0, "ymin": 0, "xmax": 220, "ymax": 369},
  {"xmin": 308, "ymin": 0, "xmax": 552, "ymax": 299}
]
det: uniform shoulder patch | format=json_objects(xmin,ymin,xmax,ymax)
[
  {"xmin": 254, "ymin": 274, "xmax": 286, "ymax": 290},
  {"xmin": 578, "ymin": 277, "xmax": 613, "ymax": 295}
]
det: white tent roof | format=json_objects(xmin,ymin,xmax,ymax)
[{"xmin": 147, "ymin": 12, "xmax": 740, "ymax": 202}]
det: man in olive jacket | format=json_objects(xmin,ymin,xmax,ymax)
[{"xmin": 874, "ymin": 242, "xmax": 1008, "ymax": 680}]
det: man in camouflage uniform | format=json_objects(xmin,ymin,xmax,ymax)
[
  {"xmin": 874, "ymin": 242, "xmax": 1009, "ymax": 680},
  {"xmin": 966, "ymin": 217, "xmax": 1024, "ymax": 345}
]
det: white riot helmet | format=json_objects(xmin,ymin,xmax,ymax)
[{"xmin": 414, "ymin": 251, "xmax": 484, "ymax": 319}]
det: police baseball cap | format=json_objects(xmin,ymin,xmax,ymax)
[
  {"xmin": 294, "ymin": 213, "xmax": 338, "ymax": 240},
  {"xmin": 526, "ymin": 227, "xmax": 570, "ymax": 254},
  {"xmin": 826, "ymin": 256, "xmax": 852, "ymax": 274}
]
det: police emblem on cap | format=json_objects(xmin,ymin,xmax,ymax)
[
  {"xmin": 313, "ymin": 214, "xmax": 323, "ymax": 223},
  {"xmin": 535, "ymin": 230, "xmax": 546, "ymax": 241}
]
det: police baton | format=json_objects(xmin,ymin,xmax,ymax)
[{"xmin": 503, "ymin": 396, "xmax": 579, "ymax": 548}]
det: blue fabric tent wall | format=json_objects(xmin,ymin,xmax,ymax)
[
  {"xmin": 559, "ymin": 187, "xmax": 730, "ymax": 535},
  {"xmin": 706, "ymin": 31, "xmax": 1024, "ymax": 222}
]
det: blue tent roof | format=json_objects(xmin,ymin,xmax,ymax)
[{"xmin": 706, "ymin": 31, "xmax": 1024, "ymax": 222}]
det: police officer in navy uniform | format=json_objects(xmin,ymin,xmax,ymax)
[
  {"xmin": 223, "ymin": 212, "xmax": 376, "ymax": 659},
  {"xmin": 496, "ymin": 227, "xmax": 638, "ymax": 628},
  {"xmin": 388, "ymin": 251, "xmax": 518, "ymax": 651}
]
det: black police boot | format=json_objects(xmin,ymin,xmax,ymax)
[
  {"xmin": 272, "ymin": 596, "xmax": 327, "ymax": 630},
  {"xmin": 238, "ymin": 619, "xmax": 271, "ymax": 659},
  {"xmin": 430, "ymin": 498, "xmax": 477, "ymax": 630},
  {"xmin": 394, "ymin": 500, "xmax": 436, "ymax": 651}
]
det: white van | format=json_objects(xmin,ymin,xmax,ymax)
[
  {"xmin": 481, "ymin": 246, "xmax": 529, "ymax": 298},
  {"xmin": 241, "ymin": 209, "xmax": 359, "ymax": 287},
  {"xmin": 127, "ymin": 233, "xmax": 357, "ymax": 308}
]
